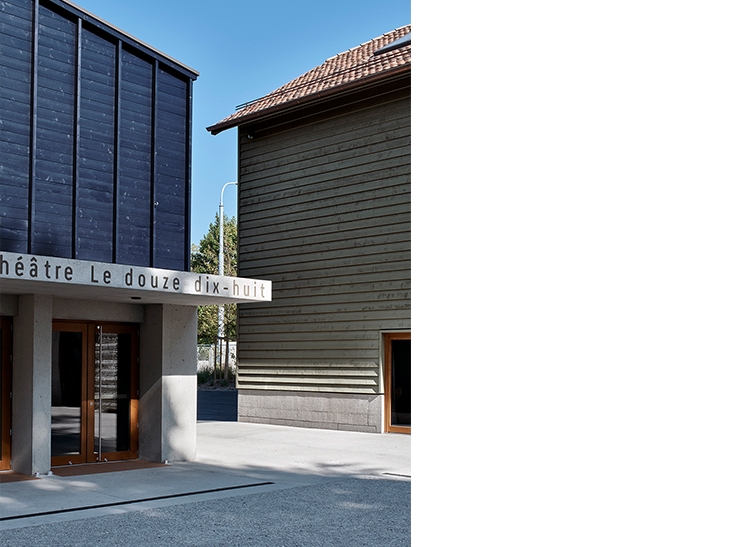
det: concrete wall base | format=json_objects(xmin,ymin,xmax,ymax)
[{"xmin": 237, "ymin": 390, "xmax": 383, "ymax": 433}]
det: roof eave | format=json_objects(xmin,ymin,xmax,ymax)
[
  {"xmin": 206, "ymin": 63, "xmax": 411, "ymax": 136},
  {"xmin": 56, "ymin": 0, "xmax": 199, "ymax": 79}
]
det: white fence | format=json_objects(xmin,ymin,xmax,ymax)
[{"xmin": 197, "ymin": 342, "xmax": 237, "ymax": 372}]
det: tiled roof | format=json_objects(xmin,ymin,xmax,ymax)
[{"xmin": 207, "ymin": 24, "xmax": 411, "ymax": 134}]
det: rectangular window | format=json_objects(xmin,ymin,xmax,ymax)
[{"xmin": 384, "ymin": 332, "xmax": 411, "ymax": 434}]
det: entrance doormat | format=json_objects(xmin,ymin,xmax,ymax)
[
  {"xmin": 0, "ymin": 472, "xmax": 38, "ymax": 484},
  {"xmin": 51, "ymin": 460, "xmax": 167, "ymax": 477}
]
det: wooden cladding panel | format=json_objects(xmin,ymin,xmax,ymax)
[
  {"xmin": 117, "ymin": 49, "xmax": 152, "ymax": 267},
  {"xmin": 0, "ymin": 0, "xmax": 193, "ymax": 269},
  {"xmin": 76, "ymin": 28, "xmax": 115, "ymax": 262},
  {"xmin": 153, "ymin": 67, "xmax": 188, "ymax": 271},
  {"xmin": 237, "ymin": 94, "xmax": 410, "ymax": 394},
  {"xmin": 33, "ymin": 4, "xmax": 75, "ymax": 258},
  {"xmin": 0, "ymin": 0, "xmax": 33, "ymax": 251}
]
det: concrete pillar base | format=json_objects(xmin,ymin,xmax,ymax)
[
  {"xmin": 12, "ymin": 294, "xmax": 53, "ymax": 476},
  {"xmin": 139, "ymin": 304, "xmax": 197, "ymax": 462}
]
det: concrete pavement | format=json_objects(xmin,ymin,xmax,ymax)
[{"xmin": 0, "ymin": 393, "xmax": 411, "ymax": 546}]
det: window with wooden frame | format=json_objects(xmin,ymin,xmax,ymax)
[
  {"xmin": 1, "ymin": 317, "xmax": 12, "ymax": 471},
  {"xmin": 384, "ymin": 332, "xmax": 411, "ymax": 434}
]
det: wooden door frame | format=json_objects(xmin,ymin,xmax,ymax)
[
  {"xmin": 383, "ymin": 331, "xmax": 411, "ymax": 434},
  {"xmin": 51, "ymin": 321, "xmax": 139, "ymax": 467},
  {"xmin": 1, "ymin": 317, "xmax": 12, "ymax": 470},
  {"xmin": 51, "ymin": 321, "xmax": 90, "ymax": 466}
]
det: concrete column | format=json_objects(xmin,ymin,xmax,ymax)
[
  {"xmin": 12, "ymin": 294, "xmax": 53, "ymax": 475},
  {"xmin": 139, "ymin": 304, "xmax": 197, "ymax": 462}
]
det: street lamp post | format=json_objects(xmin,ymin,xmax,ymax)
[{"xmin": 218, "ymin": 181, "xmax": 238, "ymax": 356}]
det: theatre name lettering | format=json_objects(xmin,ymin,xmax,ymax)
[{"xmin": 0, "ymin": 252, "xmax": 270, "ymax": 301}]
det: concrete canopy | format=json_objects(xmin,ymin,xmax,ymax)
[{"xmin": 0, "ymin": 251, "xmax": 271, "ymax": 306}]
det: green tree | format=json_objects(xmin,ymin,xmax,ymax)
[{"xmin": 191, "ymin": 213, "xmax": 237, "ymax": 344}]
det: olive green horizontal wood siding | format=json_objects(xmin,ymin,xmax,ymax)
[{"xmin": 237, "ymin": 94, "xmax": 410, "ymax": 394}]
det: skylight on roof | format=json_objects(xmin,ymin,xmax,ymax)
[{"xmin": 374, "ymin": 33, "xmax": 411, "ymax": 56}]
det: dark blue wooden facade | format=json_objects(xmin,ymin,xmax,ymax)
[{"xmin": 0, "ymin": 0, "xmax": 197, "ymax": 270}]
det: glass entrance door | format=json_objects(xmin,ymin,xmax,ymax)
[
  {"xmin": 51, "ymin": 323, "xmax": 86, "ymax": 464},
  {"xmin": 51, "ymin": 322, "xmax": 138, "ymax": 466},
  {"xmin": 94, "ymin": 325, "xmax": 138, "ymax": 459},
  {"xmin": 1, "ymin": 317, "xmax": 11, "ymax": 471}
]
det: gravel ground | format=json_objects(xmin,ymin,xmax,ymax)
[{"xmin": 0, "ymin": 476, "xmax": 411, "ymax": 547}]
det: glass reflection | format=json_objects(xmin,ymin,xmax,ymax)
[
  {"xmin": 390, "ymin": 339, "xmax": 411, "ymax": 427},
  {"xmin": 51, "ymin": 331, "xmax": 83, "ymax": 457},
  {"xmin": 95, "ymin": 332, "xmax": 132, "ymax": 456}
]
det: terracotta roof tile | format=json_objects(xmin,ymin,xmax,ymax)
[{"xmin": 207, "ymin": 24, "xmax": 411, "ymax": 134}]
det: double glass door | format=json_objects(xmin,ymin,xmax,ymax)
[
  {"xmin": 51, "ymin": 322, "xmax": 139, "ymax": 466},
  {"xmin": 1, "ymin": 317, "xmax": 11, "ymax": 471}
]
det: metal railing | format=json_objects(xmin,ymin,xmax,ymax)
[{"xmin": 197, "ymin": 339, "xmax": 237, "ymax": 386}]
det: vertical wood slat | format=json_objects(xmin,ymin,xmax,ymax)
[
  {"xmin": 150, "ymin": 59, "xmax": 158, "ymax": 268},
  {"xmin": 72, "ymin": 16, "xmax": 81, "ymax": 258},
  {"xmin": 28, "ymin": 0, "xmax": 38, "ymax": 253},
  {"xmin": 184, "ymin": 77, "xmax": 192, "ymax": 272},
  {"xmin": 113, "ymin": 39, "xmax": 122, "ymax": 263}
]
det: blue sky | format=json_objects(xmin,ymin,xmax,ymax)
[{"xmin": 73, "ymin": 0, "xmax": 411, "ymax": 247}]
